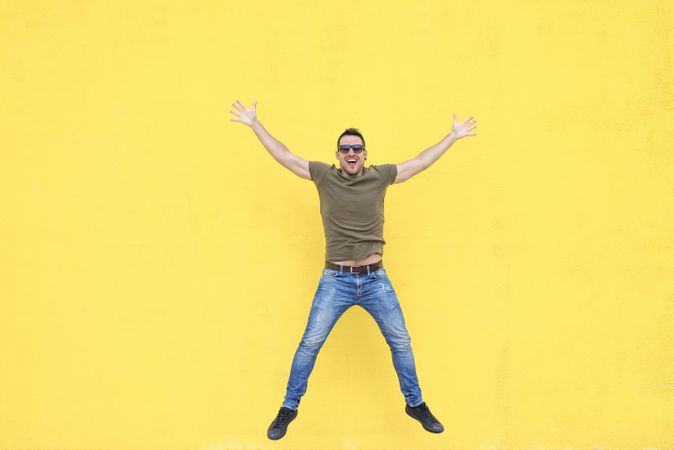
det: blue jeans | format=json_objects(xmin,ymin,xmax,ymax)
[{"xmin": 282, "ymin": 265, "xmax": 423, "ymax": 410}]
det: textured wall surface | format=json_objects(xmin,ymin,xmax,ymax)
[{"xmin": 1, "ymin": 0, "xmax": 673, "ymax": 449}]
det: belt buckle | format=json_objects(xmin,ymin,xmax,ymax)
[{"xmin": 349, "ymin": 265, "xmax": 357, "ymax": 274}]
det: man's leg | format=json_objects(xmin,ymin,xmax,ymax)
[
  {"xmin": 359, "ymin": 268, "xmax": 423, "ymax": 406},
  {"xmin": 360, "ymin": 267, "xmax": 443, "ymax": 433},
  {"xmin": 282, "ymin": 268, "xmax": 353, "ymax": 410},
  {"xmin": 269, "ymin": 269, "xmax": 354, "ymax": 440}
]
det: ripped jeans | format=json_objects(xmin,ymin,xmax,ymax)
[{"xmin": 282, "ymin": 265, "xmax": 423, "ymax": 410}]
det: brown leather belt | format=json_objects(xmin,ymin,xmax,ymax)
[{"xmin": 325, "ymin": 260, "xmax": 383, "ymax": 274}]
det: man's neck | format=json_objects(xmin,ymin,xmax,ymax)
[{"xmin": 338, "ymin": 166, "xmax": 366, "ymax": 178}]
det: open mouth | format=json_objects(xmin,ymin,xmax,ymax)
[{"xmin": 347, "ymin": 159, "xmax": 357, "ymax": 168}]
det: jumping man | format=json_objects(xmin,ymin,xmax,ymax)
[{"xmin": 229, "ymin": 100, "xmax": 477, "ymax": 439}]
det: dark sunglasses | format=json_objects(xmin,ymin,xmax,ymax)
[{"xmin": 338, "ymin": 144, "xmax": 365, "ymax": 154}]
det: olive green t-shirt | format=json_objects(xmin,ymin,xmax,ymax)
[{"xmin": 309, "ymin": 161, "xmax": 398, "ymax": 262}]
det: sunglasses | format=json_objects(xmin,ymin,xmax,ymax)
[{"xmin": 338, "ymin": 144, "xmax": 365, "ymax": 154}]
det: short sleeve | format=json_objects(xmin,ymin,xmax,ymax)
[
  {"xmin": 309, "ymin": 161, "xmax": 331, "ymax": 184},
  {"xmin": 375, "ymin": 164, "xmax": 398, "ymax": 185}
]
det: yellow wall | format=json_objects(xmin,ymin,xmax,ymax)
[{"xmin": 1, "ymin": 0, "xmax": 673, "ymax": 449}]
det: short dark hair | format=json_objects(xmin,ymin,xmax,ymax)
[{"xmin": 337, "ymin": 127, "xmax": 365, "ymax": 149}]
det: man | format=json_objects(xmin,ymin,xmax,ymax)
[{"xmin": 229, "ymin": 100, "xmax": 477, "ymax": 440}]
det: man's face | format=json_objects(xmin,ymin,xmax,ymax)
[{"xmin": 336, "ymin": 135, "xmax": 367, "ymax": 177}]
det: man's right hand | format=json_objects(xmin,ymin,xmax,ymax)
[
  {"xmin": 228, "ymin": 99, "xmax": 311, "ymax": 180},
  {"xmin": 229, "ymin": 100, "xmax": 257, "ymax": 127}
]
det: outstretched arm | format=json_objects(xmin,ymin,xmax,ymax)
[
  {"xmin": 229, "ymin": 100, "xmax": 310, "ymax": 180},
  {"xmin": 394, "ymin": 114, "xmax": 477, "ymax": 184}
]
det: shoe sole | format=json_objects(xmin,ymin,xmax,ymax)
[
  {"xmin": 405, "ymin": 408, "xmax": 444, "ymax": 434},
  {"xmin": 267, "ymin": 413, "xmax": 297, "ymax": 440}
]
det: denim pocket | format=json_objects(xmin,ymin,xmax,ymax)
[
  {"xmin": 371, "ymin": 267, "xmax": 387, "ymax": 279},
  {"xmin": 323, "ymin": 268, "xmax": 340, "ymax": 277}
]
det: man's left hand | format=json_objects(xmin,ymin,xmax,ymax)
[{"xmin": 451, "ymin": 114, "xmax": 478, "ymax": 139}]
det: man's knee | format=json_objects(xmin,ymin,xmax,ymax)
[
  {"xmin": 298, "ymin": 334, "xmax": 327, "ymax": 355},
  {"xmin": 386, "ymin": 332, "xmax": 412, "ymax": 353}
]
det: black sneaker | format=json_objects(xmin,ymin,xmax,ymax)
[
  {"xmin": 267, "ymin": 406, "xmax": 298, "ymax": 440},
  {"xmin": 405, "ymin": 402, "xmax": 444, "ymax": 433}
]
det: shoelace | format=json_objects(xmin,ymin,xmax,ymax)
[
  {"xmin": 416, "ymin": 404, "xmax": 433, "ymax": 419},
  {"xmin": 275, "ymin": 408, "xmax": 294, "ymax": 425}
]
